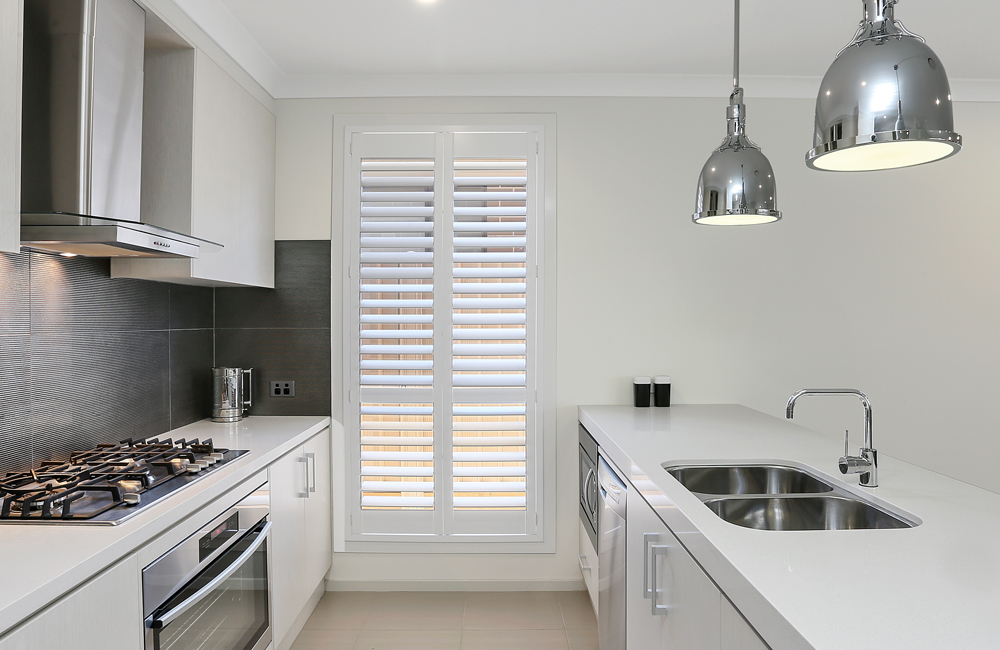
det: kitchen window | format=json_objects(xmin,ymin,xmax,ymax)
[{"xmin": 339, "ymin": 115, "xmax": 555, "ymax": 551}]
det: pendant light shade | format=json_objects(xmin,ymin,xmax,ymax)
[
  {"xmin": 806, "ymin": 0, "xmax": 961, "ymax": 171},
  {"xmin": 693, "ymin": 0, "xmax": 780, "ymax": 226}
]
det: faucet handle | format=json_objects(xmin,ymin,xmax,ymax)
[{"xmin": 844, "ymin": 429, "xmax": 850, "ymax": 457}]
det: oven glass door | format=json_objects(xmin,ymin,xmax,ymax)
[{"xmin": 147, "ymin": 520, "xmax": 270, "ymax": 650}]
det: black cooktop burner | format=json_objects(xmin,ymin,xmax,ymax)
[{"xmin": 0, "ymin": 437, "xmax": 248, "ymax": 525}]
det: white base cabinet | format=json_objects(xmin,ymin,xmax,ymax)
[
  {"xmin": 624, "ymin": 479, "xmax": 770, "ymax": 650},
  {"xmin": 627, "ymin": 490, "xmax": 721, "ymax": 650},
  {"xmin": 269, "ymin": 428, "xmax": 333, "ymax": 650},
  {"xmin": 0, "ymin": 556, "xmax": 142, "ymax": 650}
]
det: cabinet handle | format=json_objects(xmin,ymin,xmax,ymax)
[
  {"xmin": 299, "ymin": 457, "xmax": 309, "ymax": 498},
  {"xmin": 578, "ymin": 555, "xmax": 592, "ymax": 573},
  {"xmin": 650, "ymin": 544, "xmax": 669, "ymax": 617},
  {"xmin": 306, "ymin": 452, "xmax": 317, "ymax": 493},
  {"xmin": 642, "ymin": 533, "xmax": 658, "ymax": 599}
]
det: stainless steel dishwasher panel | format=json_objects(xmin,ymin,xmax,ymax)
[{"xmin": 597, "ymin": 456, "xmax": 626, "ymax": 650}]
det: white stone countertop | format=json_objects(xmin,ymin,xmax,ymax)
[
  {"xmin": 0, "ymin": 415, "xmax": 333, "ymax": 635},
  {"xmin": 579, "ymin": 404, "xmax": 1000, "ymax": 650}
]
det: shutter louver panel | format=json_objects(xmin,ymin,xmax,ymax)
[
  {"xmin": 348, "ymin": 127, "xmax": 542, "ymax": 543},
  {"xmin": 451, "ymin": 157, "xmax": 529, "ymax": 514}
]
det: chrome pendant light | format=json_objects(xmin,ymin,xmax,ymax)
[
  {"xmin": 806, "ymin": 0, "xmax": 961, "ymax": 172},
  {"xmin": 693, "ymin": 0, "xmax": 780, "ymax": 226}
]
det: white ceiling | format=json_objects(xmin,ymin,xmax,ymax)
[{"xmin": 171, "ymin": 0, "xmax": 1000, "ymax": 100}]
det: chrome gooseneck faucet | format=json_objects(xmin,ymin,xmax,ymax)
[{"xmin": 785, "ymin": 389, "xmax": 878, "ymax": 488}]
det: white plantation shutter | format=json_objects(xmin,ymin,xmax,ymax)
[{"xmin": 346, "ymin": 125, "xmax": 544, "ymax": 543}]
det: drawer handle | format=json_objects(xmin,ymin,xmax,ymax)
[
  {"xmin": 650, "ymin": 544, "xmax": 669, "ymax": 617},
  {"xmin": 642, "ymin": 533, "xmax": 657, "ymax": 599},
  {"xmin": 578, "ymin": 554, "xmax": 592, "ymax": 573}
]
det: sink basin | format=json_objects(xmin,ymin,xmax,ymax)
[
  {"xmin": 664, "ymin": 464, "xmax": 835, "ymax": 496},
  {"xmin": 702, "ymin": 495, "xmax": 915, "ymax": 531}
]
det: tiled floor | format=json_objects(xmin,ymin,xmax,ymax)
[{"xmin": 290, "ymin": 591, "xmax": 598, "ymax": 650}]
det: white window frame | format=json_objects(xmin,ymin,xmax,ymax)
[{"xmin": 333, "ymin": 114, "xmax": 557, "ymax": 553}]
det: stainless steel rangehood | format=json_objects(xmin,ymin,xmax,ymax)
[{"xmin": 19, "ymin": 0, "xmax": 218, "ymax": 259}]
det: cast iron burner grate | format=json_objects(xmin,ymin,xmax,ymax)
[{"xmin": 0, "ymin": 437, "xmax": 248, "ymax": 524}]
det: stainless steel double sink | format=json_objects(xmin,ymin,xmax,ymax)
[{"xmin": 662, "ymin": 464, "xmax": 917, "ymax": 531}]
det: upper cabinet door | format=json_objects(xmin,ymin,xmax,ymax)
[
  {"xmin": 0, "ymin": 0, "xmax": 22, "ymax": 254},
  {"xmin": 113, "ymin": 47, "xmax": 275, "ymax": 288}
]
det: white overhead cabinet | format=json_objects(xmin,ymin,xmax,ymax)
[
  {"xmin": 0, "ymin": 0, "xmax": 22, "ymax": 254},
  {"xmin": 113, "ymin": 46, "xmax": 275, "ymax": 287},
  {"xmin": 269, "ymin": 429, "xmax": 333, "ymax": 650}
]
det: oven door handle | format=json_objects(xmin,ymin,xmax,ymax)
[{"xmin": 149, "ymin": 521, "xmax": 271, "ymax": 630}]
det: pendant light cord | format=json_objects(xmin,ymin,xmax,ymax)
[{"xmin": 733, "ymin": 0, "xmax": 740, "ymax": 90}]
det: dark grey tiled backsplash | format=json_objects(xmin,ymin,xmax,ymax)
[{"xmin": 0, "ymin": 241, "xmax": 332, "ymax": 475}]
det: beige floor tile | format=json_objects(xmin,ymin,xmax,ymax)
[
  {"xmin": 291, "ymin": 628, "xmax": 359, "ymax": 650},
  {"xmin": 565, "ymin": 627, "xmax": 599, "ymax": 650},
  {"xmin": 557, "ymin": 591, "xmax": 597, "ymax": 629},
  {"xmin": 352, "ymin": 629, "xmax": 462, "ymax": 650},
  {"xmin": 461, "ymin": 629, "xmax": 570, "ymax": 650},
  {"xmin": 463, "ymin": 592, "xmax": 564, "ymax": 630},
  {"xmin": 306, "ymin": 592, "xmax": 376, "ymax": 630},
  {"xmin": 363, "ymin": 591, "xmax": 467, "ymax": 630}
]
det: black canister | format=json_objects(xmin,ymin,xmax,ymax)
[
  {"xmin": 653, "ymin": 376, "xmax": 671, "ymax": 407},
  {"xmin": 633, "ymin": 377, "xmax": 651, "ymax": 407}
]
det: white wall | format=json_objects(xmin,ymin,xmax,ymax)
[{"xmin": 274, "ymin": 95, "xmax": 1000, "ymax": 587}]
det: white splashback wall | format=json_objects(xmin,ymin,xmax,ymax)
[{"xmin": 274, "ymin": 95, "xmax": 1000, "ymax": 586}]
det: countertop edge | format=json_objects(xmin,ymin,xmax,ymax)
[{"xmin": 0, "ymin": 415, "xmax": 334, "ymax": 636}]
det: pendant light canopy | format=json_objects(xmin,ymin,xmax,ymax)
[
  {"xmin": 693, "ymin": 0, "xmax": 780, "ymax": 226},
  {"xmin": 806, "ymin": 0, "xmax": 961, "ymax": 172}
]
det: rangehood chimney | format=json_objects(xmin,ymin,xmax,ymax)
[{"xmin": 19, "ymin": 0, "xmax": 218, "ymax": 259}]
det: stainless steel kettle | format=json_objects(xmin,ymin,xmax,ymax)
[{"xmin": 212, "ymin": 367, "xmax": 253, "ymax": 422}]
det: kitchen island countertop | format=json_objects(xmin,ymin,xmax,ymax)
[
  {"xmin": 0, "ymin": 415, "xmax": 332, "ymax": 636},
  {"xmin": 580, "ymin": 404, "xmax": 1000, "ymax": 650}
]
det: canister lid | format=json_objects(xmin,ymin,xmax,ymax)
[
  {"xmin": 633, "ymin": 376, "xmax": 652, "ymax": 384},
  {"xmin": 653, "ymin": 376, "xmax": 671, "ymax": 384}
]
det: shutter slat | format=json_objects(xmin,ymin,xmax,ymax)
[
  {"xmin": 453, "ymin": 482, "xmax": 526, "ymax": 492},
  {"xmin": 360, "ymin": 299, "xmax": 433, "ymax": 308},
  {"xmin": 454, "ymin": 176, "xmax": 527, "ymax": 186},
  {"xmin": 361, "ymin": 314, "xmax": 434, "ymax": 324},
  {"xmin": 361, "ymin": 267, "xmax": 434, "ymax": 280},
  {"xmin": 453, "ymin": 313, "xmax": 525, "ymax": 325},
  {"xmin": 362, "ymin": 191, "xmax": 434, "ymax": 201},
  {"xmin": 360, "ymin": 284, "xmax": 433, "ymax": 293},
  {"xmin": 453, "ymin": 298, "xmax": 526, "ymax": 309},
  {"xmin": 454, "ymin": 160, "xmax": 525, "ymax": 170},
  {"xmin": 362, "ymin": 421, "xmax": 434, "ymax": 431},
  {"xmin": 453, "ymin": 421, "xmax": 525, "ymax": 431},
  {"xmin": 453, "ymin": 374, "xmax": 526, "ymax": 387},
  {"xmin": 452, "ymin": 268, "xmax": 525, "ymax": 279},
  {"xmin": 360, "ymin": 405, "xmax": 433, "ymax": 415},
  {"xmin": 453, "ymin": 405, "xmax": 525, "ymax": 416},
  {"xmin": 361, "ymin": 206, "xmax": 435, "ymax": 217},
  {"xmin": 454, "ymin": 252, "xmax": 525, "ymax": 263},
  {"xmin": 454, "ymin": 451, "xmax": 526, "ymax": 462},
  {"xmin": 361, "ymin": 344, "xmax": 434, "ymax": 355},
  {"xmin": 453, "ymin": 437, "xmax": 526, "ymax": 446},
  {"xmin": 362, "ymin": 160, "xmax": 434, "ymax": 170},
  {"xmin": 453, "ymin": 343, "xmax": 526, "ymax": 355},
  {"xmin": 453, "ymin": 237, "xmax": 526, "ymax": 248},
  {"xmin": 362, "ymin": 496, "xmax": 434, "ymax": 507},
  {"xmin": 361, "ymin": 375, "xmax": 434, "ymax": 385},
  {"xmin": 451, "ymin": 328, "xmax": 525, "ymax": 340},
  {"xmin": 454, "ymin": 207, "xmax": 526, "ymax": 217},
  {"xmin": 452, "ymin": 283, "xmax": 526, "ymax": 294},
  {"xmin": 361, "ymin": 436, "xmax": 434, "ymax": 446},
  {"xmin": 361, "ymin": 252, "xmax": 434, "ymax": 263},
  {"xmin": 362, "ymin": 176, "xmax": 435, "ymax": 187},
  {"xmin": 454, "ymin": 191, "xmax": 526, "ymax": 201},
  {"xmin": 362, "ymin": 451, "xmax": 434, "ymax": 461},
  {"xmin": 454, "ymin": 497, "xmax": 526, "ymax": 507},
  {"xmin": 363, "ymin": 481, "xmax": 435, "ymax": 492},
  {"xmin": 452, "ymin": 222, "xmax": 526, "ymax": 232},
  {"xmin": 360, "ymin": 330, "xmax": 433, "ymax": 339},
  {"xmin": 453, "ymin": 359, "xmax": 525, "ymax": 371},
  {"xmin": 361, "ymin": 221, "xmax": 434, "ymax": 233},
  {"xmin": 360, "ymin": 236, "xmax": 433, "ymax": 249},
  {"xmin": 361, "ymin": 360, "xmax": 434, "ymax": 370},
  {"xmin": 362, "ymin": 466, "xmax": 433, "ymax": 476},
  {"xmin": 453, "ymin": 466, "xmax": 524, "ymax": 477}
]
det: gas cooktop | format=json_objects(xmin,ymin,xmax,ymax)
[{"xmin": 0, "ymin": 437, "xmax": 248, "ymax": 525}]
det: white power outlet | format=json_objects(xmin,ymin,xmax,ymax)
[{"xmin": 269, "ymin": 381, "xmax": 295, "ymax": 398}]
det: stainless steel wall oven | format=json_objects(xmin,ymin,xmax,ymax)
[
  {"xmin": 579, "ymin": 424, "xmax": 599, "ymax": 550},
  {"xmin": 142, "ymin": 483, "xmax": 271, "ymax": 650}
]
